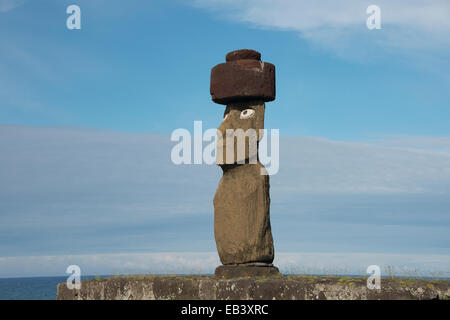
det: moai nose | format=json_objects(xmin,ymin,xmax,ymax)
[{"xmin": 210, "ymin": 49, "xmax": 276, "ymax": 105}]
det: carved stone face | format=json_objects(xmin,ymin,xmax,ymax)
[{"xmin": 216, "ymin": 101, "xmax": 265, "ymax": 165}]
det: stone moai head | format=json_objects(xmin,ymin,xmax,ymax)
[{"xmin": 210, "ymin": 49, "xmax": 276, "ymax": 165}]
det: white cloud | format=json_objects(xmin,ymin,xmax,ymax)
[
  {"xmin": 365, "ymin": 135, "xmax": 450, "ymax": 154},
  {"xmin": 193, "ymin": 0, "xmax": 450, "ymax": 37},
  {"xmin": 274, "ymin": 136, "xmax": 450, "ymax": 195},
  {"xmin": 1, "ymin": 125, "xmax": 449, "ymax": 197},
  {"xmin": 0, "ymin": 252, "xmax": 448, "ymax": 278},
  {"xmin": 0, "ymin": 125, "xmax": 449, "ymax": 275},
  {"xmin": 0, "ymin": 252, "xmax": 220, "ymax": 278},
  {"xmin": 192, "ymin": 0, "xmax": 450, "ymax": 65}
]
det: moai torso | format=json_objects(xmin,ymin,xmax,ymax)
[
  {"xmin": 214, "ymin": 161, "xmax": 274, "ymax": 264},
  {"xmin": 210, "ymin": 50, "xmax": 276, "ymax": 267}
]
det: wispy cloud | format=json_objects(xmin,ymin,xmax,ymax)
[
  {"xmin": 1, "ymin": 125, "xmax": 449, "ymax": 196},
  {"xmin": 0, "ymin": 0, "xmax": 26, "ymax": 13},
  {"xmin": 365, "ymin": 135, "xmax": 450, "ymax": 154},
  {"xmin": 192, "ymin": 0, "xmax": 450, "ymax": 69},
  {"xmin": 275, "ymin": 137, "xmax": 450, "ymax": 195},
  {"xmin": 193, "ymin": 0, "xmax": 450, "ymax": 34}
]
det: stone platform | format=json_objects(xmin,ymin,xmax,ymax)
[
  {"xmin": 57, "ymin": 275, "xmax": 450, "ymax": 300},
  {"xmin": 215, "ymin": 264, "xmax": 281, "ymax": 279}
]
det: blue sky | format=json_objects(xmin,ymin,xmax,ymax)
[
  {"xmin": 1, "ymin": 0, "xmax": 449, "ymax": 139},
  {"xmin": 0, "ymin": 0, "xmax": 449, "ymax": 277}
]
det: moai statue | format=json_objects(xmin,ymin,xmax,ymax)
[{"xmin": 210, "ymin": 49, "xmax": 280, "ymax": 278}]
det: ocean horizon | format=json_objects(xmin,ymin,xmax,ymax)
[{"xmin": 0, "ymin": 275, "xmax": 108, "ymax": 300}]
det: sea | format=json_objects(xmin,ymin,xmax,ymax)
[{"xmin": 0, "ymin": 275, "xmax": 106, "ymax": 300}]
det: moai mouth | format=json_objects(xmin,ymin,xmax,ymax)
[{"xmin": 210, "ymin": 49, "xmax": 280, "ymax": 279}]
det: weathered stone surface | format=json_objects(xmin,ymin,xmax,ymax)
[
  {"xmin": 213, "ymin": 162, "xmax": 274, "ymax": 265},
  {"xmin": 226, "ymin": 49, "xmax": 261, "ymax": 62},
  {"xmin": 215, "ymin": 265, "xmax": 281, "ymax": 279},
  {"xmin": 57, "ymin": 275, "xmax": 450, "ymax": 300},
  {"xmin": 211, "ymin": 50, "xmax": 276, "ymax": 269},
  {"xmin": 210, "ymin": 50, "xmax": 275, "ymax": 105},
  {"xmin": 216, "ymin": 101, "xmax": 265, "ymax": 165}
]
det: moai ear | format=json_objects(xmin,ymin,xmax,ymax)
[
  {"xmin": 253, "ymin": 103, "xmax": 265, "ymax": 141},
  {"xmin": 223, "ymin": 106, "xmax": 231, "ymax": 121}
]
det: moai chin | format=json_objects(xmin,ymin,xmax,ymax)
[{"xmin": 210, "ymin": 49, "xmax": 280, "ymax": 278}]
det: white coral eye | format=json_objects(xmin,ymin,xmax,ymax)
[{"xmin": 240, "ymin": 109, "xmax": 255, "ymax": 119}]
